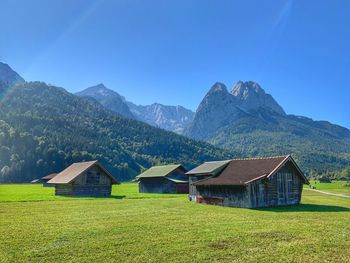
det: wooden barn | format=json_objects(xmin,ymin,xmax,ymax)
[
  {"xmin": 41, "ymin": 173, "xmax": 57, "ymax": 187},
  {"xmin": 137, "ymin": 164, "xmax": 189, "ymax": 194},
  {"xmin": 47, "ymin": 160, "xmax": 119, "ymax": 197},
  {"xmin": 187, "ymin": 155, "xmax": 309, "ymax": 208}
]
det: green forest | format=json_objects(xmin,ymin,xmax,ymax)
[
  {"xmin": 0, "ymin": 82, "xmax": 230, "ymax": 183},
  {"xmin": 208, "ymin": 109, "xmax": 350, "ymax": 175}
]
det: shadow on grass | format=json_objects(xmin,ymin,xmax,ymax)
[
  {"xmin": 93, "ymin": 195, "xmax": 126, "ymax": 200},
  {"xmin": 255, "ymin": 203, "xmax": 350, "ymax": 213}
]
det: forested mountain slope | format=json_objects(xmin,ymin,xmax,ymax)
[{"xmin": 0, "ymin": 82, "xmax": 230, "ymax": 183}]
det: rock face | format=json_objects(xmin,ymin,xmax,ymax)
[
  {"xmin": 75, "ymin": 84, "xmax": 135, "ymax": 119},
  {"xmin": 0, "ymin": 62, "xmax": 25, "ymax": 95},
  {"xmin": 76, "ymin": 84, "xmax": 195, "ymax": 134},
  {"xmin": 231, "ymin": 81, "xmax": 286, "ymax": 115},
  {"xmin": 185, "ymin": 81, "xmax": 285, "ymax": 139},
  {"xmin": 127, "ymin": 102, "xmax": 194, "ymax": 134}
]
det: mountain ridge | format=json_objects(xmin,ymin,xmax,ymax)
[
  {"xmin": 76, "ymin": 84, "xmax": 195, "ymax": 134},
  {"xmin": 185, "ymin": 81, "xmax": 350, "ymax": 174}
]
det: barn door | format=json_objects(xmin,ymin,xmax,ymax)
[{"xmin": 277, "ymin": 172, "xmax": 293, "ymax": 205}]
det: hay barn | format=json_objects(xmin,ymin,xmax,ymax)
[
  {"xmin": 137, "ymin": 164, "xmax": 189, "ymax": 194},
  {"xmin": 187, "ymin": 155, "xmax": 309, "ymax": 208},
  {"xmin": 48, "ymin": 160, "xmax": 119, "ymax": 197}
]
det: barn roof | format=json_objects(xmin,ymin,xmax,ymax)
[
  {"xmin": 166, "ymin": 177, "xmax": 188, "ymax": 183},
  {"xmin": 41, "ymin": 173, "xmax": 58, "ymax": 180},
  {"xmin": 186, "ymin": 160, "xmax": 231, "ymax": 176},
  {"xmin": 193, "ymin": 155, "xmax": 308, "ymax": 186},
  {"xmin": 47, "ymin": 160, "xmax": 119, "ymax": 184},
  {"xmin": 137, "ymin": 164, "xmax": 185, "ymax": 179}
]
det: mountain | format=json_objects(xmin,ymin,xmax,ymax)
[
  {"xmin": 0, "ymin": 62, "xmax": 25, "ymax": 96},
  {"xmin": 76, "ymin": 84, "xmax": 195, "ymax": 134},
  {"xmin": 0, "ymin": 81, "xmax": 230, "ymax": 183},
  {"xmin": 185, "ymin": 81, "xmax": 350, "ymax": 174},
  {"xmin": 75, "ymin": 84, "xmax": 135, "ymax": 119},
  {"xmin": 231, "ymin": 81, "xmax": 285, "ymax": 115},
  {"xmin": 127, "ymin": 102, "xmax": 194, "ymax": 134}
]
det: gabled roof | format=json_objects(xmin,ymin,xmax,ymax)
[
  {"xmin": 194, "ymin": 155, "xmax": 308, "ymax": 186},
  {"xmin": 41, "ymin": 173, "xmax": 58, "ymax": 180},
  {"xmin": 186, "ymin": 160, "xmax": 231, "ymax": 176},
  {"xmin": 47, "ymin": 160, "xmax": 119, "ymax": 184},
  {"xmin": 137, "ymin": 164, "xmax": 185, "ymax": 179}
]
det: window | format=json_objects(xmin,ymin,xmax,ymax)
[{"xmin": 86, "ymin": 171, "xmax": 100, "ymax": 185}]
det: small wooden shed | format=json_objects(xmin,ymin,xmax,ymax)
[
  {"xmin": 187, "ymin": 155, "xmax": 309, "ymax": 208},
  {"xmin": 41, "ymin": 173, "xmax": 58, "ymax": 187},
  {"xmin": 47, "ymin": 160, "xmax": 119, "ymax": 197},
  {"xmin": 137, "ymin": 164, "xmax": 189, "ymax": 194}
]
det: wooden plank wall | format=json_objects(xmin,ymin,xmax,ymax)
[{"xmin": 191, "ymin": 161, "xmax": 304, "ymax": 208}]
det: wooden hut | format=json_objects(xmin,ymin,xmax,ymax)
[
  {"xmin": 41, "ymin": 173, "xmax": 58, "ymax": 187},
  {"xmin": 137, "ymin": 164, "xmax": 189, "ymax": 194},
  {"xmin": 187, "ymin": 155, "xmax": 309, "ymax": 208},
  {"xmin": 47, "ymin": 160, "xmax": 119, "ymax": 197}
]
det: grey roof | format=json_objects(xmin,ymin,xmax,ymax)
[
  {"xmin": 137, "ymin": 164, "xmax": 185, "ymax": 178},
  {"xmin": 48, "ymin": 160, "xmax": 119, "ymax": 184},
  {"xmin": 186, "ymin": 160, "xmax": 231, "ymax": 176}
]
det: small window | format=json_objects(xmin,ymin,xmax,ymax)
[{"xmin": 86, "ymin": 171, "xmax": 100, "ymax": 185}]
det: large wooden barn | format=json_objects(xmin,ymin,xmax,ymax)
[
  {"xmin": 187, "ymin": 155, "xmax": 309, "ymax": 208},
  {"xmin": 48, "ymin": 160, "xmax": 119, "ymax": 197},
  {"xmin": 137, "ymin": 164, "xmax": 189, "ymax": 194}
]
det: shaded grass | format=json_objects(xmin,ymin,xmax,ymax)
[{"xmin": 0, "ymin": 183, "xmax": 349, "ymax": 263}]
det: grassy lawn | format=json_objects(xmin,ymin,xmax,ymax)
[
  {"xmin": 307, "ymin": 180, "xmax": 350, "ymax": 195},
  {"xmin": 0, "ymin": 184, "xmax": 349, "ymax": 263}
]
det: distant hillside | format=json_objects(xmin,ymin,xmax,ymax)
[
  {"xmin": 0, "ymin": 82, "xmax": 230, "ymax": 183},
  {"xmin": 185, "ymin": 81, "xmax": 350, "ymax": 174}
]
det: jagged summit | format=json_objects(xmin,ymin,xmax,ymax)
[
  {"xmin": 231, "ymin": 81, "xmax": 263, "ymax": 97},
  {"xmin": 185, "ymin": 81, "xmax": 287, "ymax": 139},
  {"xmin": 208, "ymin": 82, "xmax": 228, "ymax": 93},
  {"xmin": 230, "ymin": 81, "xmax": 286, "ymax": 115}
]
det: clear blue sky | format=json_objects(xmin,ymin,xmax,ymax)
[{"xmin": 1, "ymin": 0, "xmax": 349, "ymax": 128}]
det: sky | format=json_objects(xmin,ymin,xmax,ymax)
[{"xmin": 0, "ymin": 0, "xmax": 349, "ymax": 128}]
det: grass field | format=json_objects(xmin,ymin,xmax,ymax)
[
  {"xmin": 307, "ymin": 180, "xmax": 350, "ymax": 195},
  {"xmin": 0, "ymin": 184, "xmax": 349, "ymax": 263}
]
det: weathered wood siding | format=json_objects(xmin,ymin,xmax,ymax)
[
  {"xmin": 189, "ymin": 175, "xmax": 211, "ymax": 201},
  {"xmin": 191, "ymin": 161, "xmax": 304, "ymax": 208},
  {"xmin": 55, "ymin": 165, "xmax": 113, "ymax": 197},
  {"xmin": 196, "ymin": 185, "xmax": 248, "ymax": 207},
  {"xmin": 266, "ymin": 162, "xmax": 303, "ymax": 207},
  {"xmin": 139, "ymin": 168, "xmax": 189, "ymax": 194},
  {"xmin": 139, "ymin": 177, "xmax": 176, "ymax": 193}
]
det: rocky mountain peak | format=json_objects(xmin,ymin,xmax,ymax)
[
  {"xmin": 208, "ymin": 82, "xmax": 228, "ymax": 94},
  {"xmin": 231, "ymin": 80, "xmax": 286, "ymax": 115},
  {"xmin": 231, "ymin": 81, "xmax": 263, "ymax": 98}
]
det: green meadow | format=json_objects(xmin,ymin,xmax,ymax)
[
  {"xmin": 307, "ymin": 180, "xmax": 350, "ymax": 195},
  {"xmin": 0, "ymin": 183, "xmax": 349, "ymax": 263}
]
